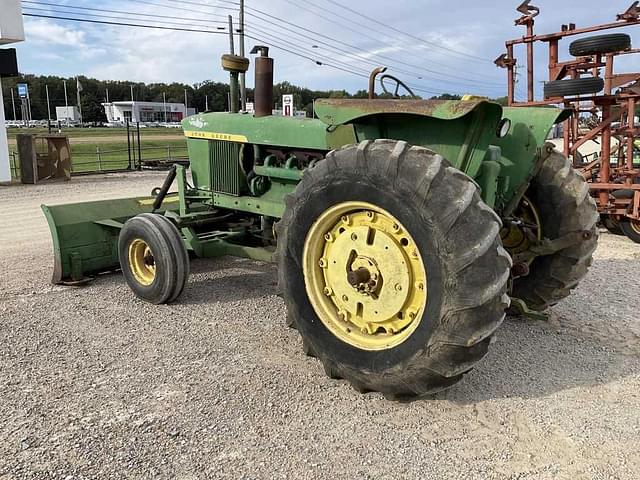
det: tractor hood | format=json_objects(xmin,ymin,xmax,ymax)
[{"xmin": 314, "ymin": 98, "xmax": 496, "ymax": 126}]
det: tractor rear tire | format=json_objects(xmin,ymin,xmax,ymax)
[
  {"xmin": 569, "ymin": 34, "xmax": 631, "ymax": 57},
  {"xmin": 544, "ymin": 77, "xmax": 604, "ymax": 98},
  {"xmin": 276, "ymin": 140, "xmax": 511, "ymax": 399},
  {"xmin": 119, "ymin": 213, "xmax": 189, "ymax": 304},
  {"xmin": 620, "ymin": 219, "xmax": 640, "ymax": 244},
  {"xmin": 512, "ymin": 147, "xmax": 599, "ymax": 311},
  {"xmin": 601, "ymin": 215, "xmax": 624, "ymax": 236}
]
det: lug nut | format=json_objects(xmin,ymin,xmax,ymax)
[
  {"xmin": 318, "ymin": 258, "xmax": 327, "ymax": 268},
  {"xmin": 324, "ymin": 233, "xmax": 333, "ymax": 242},
  {"xmin": 395, "ymin": 283, "xmax": 403, "ymax": 292},
  {"xmin": 341, "ymin": 215, "xmax": 350, "ymax": 225},
  {"xmin": 415, "ymin": 281, "xmax": 424, "ymax": 291},
  {"xmin": 323, "ymin": 287, "xmax": 333, "ymax": 296}
]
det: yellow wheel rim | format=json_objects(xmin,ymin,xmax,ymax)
[
  {"xmin": 500, "ymin": 196, "xmax": 542, "ymax": 264},
  {"xmin": 303, "ymin": 201, "xmax": 427, "ymax": 351},
  {"xmin": 128, "ymin": 238, "xmax": 156, "ymax": 286}
]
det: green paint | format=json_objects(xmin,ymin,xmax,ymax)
[{"xmin": 43, "ymin": 98, "xmax": 569, "ymax": 284}]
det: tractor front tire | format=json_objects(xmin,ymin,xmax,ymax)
[
  {"xmin": 620, "ymin": 219, "xmax": 640, "ymax": 244},
  {"xmin": 276, "ymin": 140, "xmax": 511, "ymax": 399},
  {"xmin": 119, "ymin": 213, "xmax": 189, "ymax": 304},
  {"xmin": 512, "ymin": 147, "xmax": 598, "ymax": 311}
]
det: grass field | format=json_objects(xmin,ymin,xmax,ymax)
[{"xmin": 7, "ymin": 127, "xmax": 187, "ymax": 178}]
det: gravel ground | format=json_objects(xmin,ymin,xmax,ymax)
[{"xmin": 1, "ymin": 173, "xmax": 639, "ymax": 480}]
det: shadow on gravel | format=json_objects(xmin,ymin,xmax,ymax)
[
  {"xmin": 431, "ymin": 314, "xmax": 637, "ymax": 404},
  {"xmin": 179, "ymin": 257, "xmax": 279, "ymax": 305},
  {"xmin": 138, "ymin": 255, "xmax": 638, "ymax": 404}
]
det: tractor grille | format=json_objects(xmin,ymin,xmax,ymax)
[{"xmin": 209, "ymin": 140, "xmax": 242, "ymax": 196}]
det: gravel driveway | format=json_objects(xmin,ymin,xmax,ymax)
[{"xmin": 1, "ymin": 173, "xmax": 639, "ymax": 479}]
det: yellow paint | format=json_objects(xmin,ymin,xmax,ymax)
[
  {"xmin": 136, "ymin": 195, "xmax": 180, "ymax": 206},
  {"xmin": 183, "ymin": 130, "xmax": 248, "ymax": 143},
  {"xmin": 303, "ymin": 201, "xmax": 427, "ymax": 351},
  {"xmin": 462, "ymin": 94, "xmax": 489, "ymax": 101},
  {"xmin": 128, "ymin": 238, "xmax": 156, "ymax": 286}
]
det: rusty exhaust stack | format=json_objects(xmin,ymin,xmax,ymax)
[{"xmin": 251, "ymin": 45, "xmax": 274, "ymax": 117}]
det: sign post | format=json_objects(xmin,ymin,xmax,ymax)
[
  {"xmin": 0, "ymin": 0, "xmax": 25, "ymax": 183},
  {"xmin": 282, "ymin": 94, "xmax": 294, "ymax": 117},
  {"xmin": 0, "ymin": 79, "xmax": 11, "ymax": 182}
]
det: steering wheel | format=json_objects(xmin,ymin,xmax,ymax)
[{"xmin": 379, "ymin": 74, "xmax": 417, "ymax": 99}]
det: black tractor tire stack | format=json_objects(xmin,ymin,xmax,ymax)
[{"xmin": 569, "ymin": 34, "xmax": 631, "ymax": 56}]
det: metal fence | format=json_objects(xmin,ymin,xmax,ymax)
[
  {"xmin": 8, "ymin": 144, "xmax": 188, "ymax": 182},
  {"xmin": 71, "ymin": 145, "xmax": 189, "ymax": 175}
]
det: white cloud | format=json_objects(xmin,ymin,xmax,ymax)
[
  {"xmin": 24, "ymin": 19, "xmax": 87, "ymax": 46},
  {"xmin": 16, "ymin": 0, "xmax": 638, "ymax": 98}
]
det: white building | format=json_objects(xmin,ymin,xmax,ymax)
[
  {"xmin": 101, "ymin": 101, "xmax": 195, "ymax": 124},
  {"xmin": 56, "ymin": 106, "xmax": 81, "ymax": 123}
]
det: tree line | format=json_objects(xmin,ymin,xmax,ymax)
[{"xmin": 1, "ymin": 73, "xmax": 508, "ymax": 123}]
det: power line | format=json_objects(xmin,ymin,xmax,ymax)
[
  {"xmin": 23, "ymin": 7, "xmax": 228, "ymax": 29},
  {"xmin": 111, "ymin": 0, "xmax": 504, "ymax": 88},
  {"xmin": 246, "ymin": 22, "xmax": 499, "ymax": 94},
  {"xmin": 23, "ymin": 9, "xmax": 504, "ymax": 97},
  {"xmin": 242, "ymin": 7, "xmax": 503, "ymax": 87},
  {"xmin": 278, "ymin": 0, "xmax": 485, "ymax": 75},
  {"xmin": 320, "ymin": 0, "xmax": 491, "ymax": 63},
  {"xmin": 23, "ymin": 1, "xmax": 229, "ymax": 24},
  {"xmin": 23, "ymin": 13, "xmax": 232, "ymax": 35},
  {"xmin": 21, "ymin": 12, "xmax": 374, "ymax": 82}
]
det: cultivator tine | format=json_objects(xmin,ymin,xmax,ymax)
[
  {"xmin": 618, "ymin": 1, "xmax": 640, "ymax": 21},
  {"xmin": 516, "ymin": 0, "xmax": 539, "ymax": 18}
]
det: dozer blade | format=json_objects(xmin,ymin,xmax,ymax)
[{"xmin": 42, "ymin": 195, "xmax": 179, "ymax": 284}]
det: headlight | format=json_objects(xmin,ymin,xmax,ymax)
[{"xmin": 497, "ymin": 118, "xmax": 511, "ymax": 138}]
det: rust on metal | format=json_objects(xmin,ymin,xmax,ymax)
[
  {"xmin": 314, "ymin": 98, "xmax": 488, "ymax": 127},
  {"xmin": 498, "ymin": 2, "xmax": 640, "ymax": 223},
  {"xmin": 368, "ymin": 67, "xmax": 388, "ymax": 100}
]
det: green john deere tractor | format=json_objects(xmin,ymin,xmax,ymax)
[{"xmin": 43, "ymin": 48, "xmax": 598, "ymax": 399}]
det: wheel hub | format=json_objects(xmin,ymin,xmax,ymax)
[
  {"xmin": 128, "ymin": 238, "xmax": 156, "ymax": 286},
  {"xmin": 500, "ymin": 196, "xmax": 542, "ymax": 265},
  {"xmin": 303, "ymin": 202, "xmax": 427, "ymax": 351},
  {"xmin": 347, "ymin": 256, "xmax": 380, "ymax": 295}
]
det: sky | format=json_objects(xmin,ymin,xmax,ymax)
[{"xmin": 8, "ymin": 0, "xmax": 640, "ymax": 99}]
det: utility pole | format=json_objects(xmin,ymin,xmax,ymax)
[
  {"xmin": 228, "ymin": 15, "xmax": 235, "ymax": 54},
  {"xmin": 76, "ymin": 78, "xmax": 83, "ymax": 125},
  {"xmin": 228, "ymin": 15, "xmax": 237, "ymax": 113},
  {"xmin": 45, "ymin": 84, "xmax": 51, "ymax": 121},
  {"xmin": 163, "ymin": 91, "xmax": 167, "ymax": 123},
  {"xmin": 205, "ymin": 94, "xmax": 209, "ymax": 111},
  {"xmin": 106, "ymin": 88, "xmax": 109, "ymax": 103},
  {"xmin": 10, "ymin": 87, "xmax": 16, "ymax": 121},
  {"xmin": 26, "ymin": 87, "xmax": 32, "ymax": 124},
  {"xmin": 130, "ymin": 85, "xmax": 134, "ymax": 102},
  {"xmin": 239, "ymin": 0, "xmax": 246, "ymax": 111},
  {"xmin": 184, "ymin": 89, "xmax": 188, "ymax": 113},
  {"xmin": 63, "ymin": 80, "xmax": 69, "ymax": 125}
]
